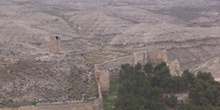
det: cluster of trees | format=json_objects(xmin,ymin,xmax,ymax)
[
  {"xmin": 114, "ymin": 62, "xmax": 220, "ymax": 110},
  {"xmin": 180, "ymin": 71, "xmax": 220, "ymax": 110}
]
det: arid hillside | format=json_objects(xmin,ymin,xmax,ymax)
[{"xmin": 0, "ymin": 0, "xmax": 220, "ymax": 108}]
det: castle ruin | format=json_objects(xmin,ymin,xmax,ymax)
[
  {"xmin": 50, "ymin": 36, "xmax": 61, "ymax": 54},
  {"xmin": 94, "ymin": 50, "xmax": 180, "ymax": 93},
  {"xmin": 170, "ymin": 59, "xmax": 181, "ymax": 76}
]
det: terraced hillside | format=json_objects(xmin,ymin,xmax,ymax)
[{"xmin": 0, "ymin": 0, "xmax": 220, "ymax": 108}]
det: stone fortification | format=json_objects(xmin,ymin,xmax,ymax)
[
  {"xmin": 99, "ymin": 73, "xmax": 110, "ymax": 93},
  {"xmin": 95, "ymin": 55, "xmax": 135, "ymax": 70},
  {"xmin": 147, "ymin": 51, "xmax": 168, "ymax": 63},
  {"xmin": 93, "ymin": 82, "xmax": 104, "ymax": 110},
  {"xmin": 94, "ymin": 50, "xmax": 175, "ymax": 93},
  {"xmin": 170, "ymin": 59, "xmax": 181, "ymax": 76},
  {"xmin": 50, "ymin": 36, "xmax": 61, "ymax": 54}
]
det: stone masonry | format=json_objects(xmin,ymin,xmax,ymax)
[
  {"xmin": 95, "ymin": 50, "xmax": 180, "ymax": 93},
  {"xmin": 99, "ymin": 72, "xmax": 110, "ymax": 93},
  {"xmin": 170, "ymin": 59, "xmax": 181, "ymax": 76},
  {"xmin": 50, "ymin": 36, "xmax": 61, "ymax": 54}
]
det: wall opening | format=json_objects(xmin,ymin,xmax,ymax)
[{"xmin": 55, "ymin": 36, "xmax": 59, "ymax": 40}]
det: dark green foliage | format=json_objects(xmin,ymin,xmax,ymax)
[
  {"xmin": 116, "ymin": 63, "xmax": 166, "ymax": 110},
  {"xmin": 115, "ymin": 62, "xmax": 220, "ymax": 110},
  {"xmin": 197, "ymin": 71, "xmax": 214, "ymax": 82},
  {"xmin": 154, "ymin": 62, "xmax": 171, "ymax": 78},
  {"xmin": 144, "ymin": 62, "xmax": 153, "ymax": 74},
  {"xmin": 182, "ymin": 70, "xmax": 195, "ymax": 87},
  {"xmin": 31, "ymin": 101, "xmax": 37, "ymax": 106},
  {"xmin": 189, "ymin": 71, "xmax": 220, "ymax": 107},
  {"xmin": 180, "ymin": 102, "xmax": 215, "ymax": 110},
  {"xmin": 165, "ymin": 94, "xmax": 178, "ymax": 107},
  {"xmin": 161, "ymin": 76, "xmax": 188, "ymax": 93},
  {"xmin": 154, "ymin": 62, "xmax": 167, "ymax": 72},
  {"xmin": 134, "ymin": 63, "xmax": 142, "ymax": 71}
]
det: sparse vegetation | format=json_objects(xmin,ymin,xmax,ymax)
[
  {"xmin": 3, "ymin": 99, "xmax": 32, "ymax": 108},
  {"xmin": 31, "ymin": 101, "xmax": 37, "ymax": 106},
  {"xmin": 0, "ymin": 0, "xmax": 220, "ymax": 109},
  {"xmin": 103, "ymin": 82, "xmax": 119, "ymax": 110}
]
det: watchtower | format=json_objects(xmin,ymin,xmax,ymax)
[{"xmin": 50, "ymin": 36, "xmax": 60, "ymax": 54}]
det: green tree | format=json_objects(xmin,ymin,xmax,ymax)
[
  {"xmin": 154, "ymin": 62, "xmax": 167, "ymax": 72},
  {"xmin": 116, "ymin": 62, "xmax": 220, "ymax": 110},
  {"xmin": 134, "ymin": 63, "xmax": 142, "ymax": 71},
  {"xmin": 197, "ymin": 71, "xmax": 214, "ymax": 82},
  {"xmin": 144, "ymin": 62, "xmax": 153, "ymax": 74},
  {"xmin": 182, "ymin": 69, "xmax": 195, "ymax": 87},
  {"xmin": 165, "ymin": 94, "xmax": 178, "ymax": 107}
]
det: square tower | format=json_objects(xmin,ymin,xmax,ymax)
[{"xmin": 50, "ymin": 36, "xmax": 60, "ymax": 54}]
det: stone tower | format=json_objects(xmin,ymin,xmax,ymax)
[
  {"xmin": 50, "ymin": 36, "xmax": 60, "ymax": 54},
  {"xmin": 170, "ymin": 59, "xmax": 181, "ymax": 76}
]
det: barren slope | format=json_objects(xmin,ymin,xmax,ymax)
[
  {"xmin": 0, "ymin": 55, "xmax": 97, "ymax": 107},
  {"xmin": 0, "ymin": 0, "xmax": 220, "ymax": 107}
]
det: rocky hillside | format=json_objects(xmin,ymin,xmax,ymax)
[
  {"xmin": 0, "ymin": 0, "xmax": 220, "ymax": 107},
  {"xmin": 0, "ymin": 55, "xmax": 97, "ymax": 107}
]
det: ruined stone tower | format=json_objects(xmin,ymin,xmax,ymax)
[
  {"xmin": 170, "ymin": 59, "xmax": 181, "ymax": 76},
  {"xmin": 50, "ymin": 36, "xmax": 60, "ymax": 54}
]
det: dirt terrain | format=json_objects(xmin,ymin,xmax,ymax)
[{"xmin": 0, "ymin": 0, "xmax": 220, "ymax": 108}]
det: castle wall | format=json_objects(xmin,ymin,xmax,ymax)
[
  {"xmin": 162, "ymin": 52, "xmax": 168, "ymax": 63},
  {"xmin": 96, "ymin": 55, "xmax": 135, "ymax": 70},
  {"xmin": 95, "ymin": 55, "xmax": 135, "ymax": 90},
  {"xmin": 94, "ymin": 64, "xmax": 100, "ymax": 81},
  {"xmin": 99, "ymin": 72, "xmax": 110, "ymax": 93},
  {"xmin": 0, "ymin": 50, "xmax": 173, "ymax": 110},
  {"xmin": 108, "ymin": 68, "xmax": 120, "ymax": 82},
  {"xmin": 134, "ymin": 52, "xmax": 148, "ymax": 64},
  {"xmin": 170, "ymin": 59, "xmax": 181, "ymax": 76},
  {"xmin": 92, "ymin": 82, "xmax": 103, "ymax": 110},
  {"xmin": 147, "ymin": 51, "xmax": 167, "ymax": 63},
  {"xmin": 94, "ymin": 50, "xmax": 171, "ymax": 93}
]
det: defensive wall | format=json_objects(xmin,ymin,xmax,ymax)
[{"xmin": 94, "ymin": 50, "xmax": 180, "ymax": 93}]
